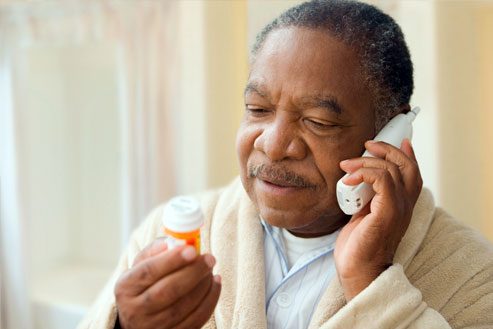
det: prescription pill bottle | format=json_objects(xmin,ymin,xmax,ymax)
[{"xmin": 162, "ymin": 196, "xmax": 203, "ymax": 254}]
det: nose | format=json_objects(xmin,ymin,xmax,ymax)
[{"xmin": 253, "ymin": 116, "xmax": 307, "ymax": 161}]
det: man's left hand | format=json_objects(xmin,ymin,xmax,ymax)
[{"xmin": 334, "ymin": 139, "xmax": 423, "ymax": 301}]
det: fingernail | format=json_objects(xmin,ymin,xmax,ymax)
[
  {"xmin": 204, "ymin": 254, "xmax": 216, "ymax": 268},
  {"xmin": 340, "ymin": 160, "xmax": 349, "ymax": 165},
  {"xmin": 214, "ymin": 274, "xmax": 222, "ymax": 284},
  {"xmin": 181, "ymin": 247, "xmax": 197, "ymax": 261},
  {"xmin": 366, "ymin": 140, "xmax": 377, "ymax": 144}
]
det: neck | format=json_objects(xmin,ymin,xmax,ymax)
[{"xmin": 287, "ymin": 213, "xmax": 350, "ymax": 238}]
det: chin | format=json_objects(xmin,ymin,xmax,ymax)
[
  {"xmin": 255, "ymin": 194, "xmax": 347, "ymax": 232},
  {"xmin": 257, "ymin": 204, "xmax": 316, "ymax": 230}
]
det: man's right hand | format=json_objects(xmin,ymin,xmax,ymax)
[{"xmin": 114, "ymin": 238, "xmax": 221, "ymax": 329}]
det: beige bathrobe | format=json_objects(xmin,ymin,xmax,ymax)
[{"xmin": 78, "ymin": 178, "xmax": 493, "ymax": 329}]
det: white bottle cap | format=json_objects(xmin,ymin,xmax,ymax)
[{"xmin": 162, "ymin": 196, "xmax": 203, "ymax": 233}]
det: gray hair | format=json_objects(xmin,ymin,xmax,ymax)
[{"xmin": 251, "ymin": 0, "xmax": 414, "ymax": 131}]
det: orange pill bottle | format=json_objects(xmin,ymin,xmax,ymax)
[{"xmin": 162, "ymin": 196, "xmax": 203, "ymax": 254}]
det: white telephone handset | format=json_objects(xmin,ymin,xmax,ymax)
[{"xmin": 336, "ymin": 106, "xmax": 421, "ymax": 215}]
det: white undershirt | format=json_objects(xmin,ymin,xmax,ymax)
[{"xmin": 280, "ymin": 228, "xmax": 336, "ymax": 269}]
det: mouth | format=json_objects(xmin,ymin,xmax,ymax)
[
  {"xmin": 255, "ymin": 177, "xmax": 305, "ymax": 198},
  {"xmin": 248, "ymin": 163, "xmax": 316, "ymax": 196},
  {"xmin": 257, "ymin": 175, "xmax": 300, "ymax": 188},
  {"xmin": 254, "ymin": 172, "xmax": 310, "ymax": 197}
]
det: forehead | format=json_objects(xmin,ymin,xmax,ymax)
[{"xmin": 248, "ymin": 27, "xmax": 372, "ymax": 116}]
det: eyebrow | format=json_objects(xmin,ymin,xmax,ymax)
[
  {"xmin": 244, "ymin": 82, "xmax": 272, "ymax": 103},
  {"xmin": 299, "ymin": 95, "xmax": 344, "ymax": 115},
  {"xmin": 244, "ymin": 81, "xmax": 344, "ymax": 115}
]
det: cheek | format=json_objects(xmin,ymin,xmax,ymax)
[
  {"xmin": 236, "ymin": 123, "xmax": 259, "ymax": 173},
  {"xmin": 309, "ymin": 132, "xmax": 369, "ymax": 188},
  {"xmin": 311, "ymin": 143, "xmax": 346, "ymax": 188}
]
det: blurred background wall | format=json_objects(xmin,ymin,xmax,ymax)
[{"xmin": 0, "ymin": 1, "xmax": 492, "ymax": 328}]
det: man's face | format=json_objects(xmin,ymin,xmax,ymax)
[{"xmin": 237, "ymin": 27, "xmax": 375, "ymax": 235}]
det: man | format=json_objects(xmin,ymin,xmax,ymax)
[{"xmin": 79, "ymin": 1, "xmax": 493, "ymax": 328}]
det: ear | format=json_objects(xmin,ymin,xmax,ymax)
[
  {"xmin": 398, "ymin": 103, "xmax": 411, "ymax": 115},
  {"xmin": 385, "ymin": 104, "xmax": 411, "ymax": 125}
]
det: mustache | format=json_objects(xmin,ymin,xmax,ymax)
[{"xmin": 248, "ymin": 163, "xmax": 316, "ymax": 189}]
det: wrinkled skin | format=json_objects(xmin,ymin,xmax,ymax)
[
  {"xmin": 115, "ymin": 241, "xmax": 221, "ymax": 329},
  {"xmin": 238, "ymin": 27, "xmax": 422, "ymax": 300}
]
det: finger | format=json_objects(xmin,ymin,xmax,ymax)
[
  {"xmin": 175, "ymin": 275, "xmax": 222, "ymax": 329},
  {"xmin": 148, "ymin": 273, "xmax": 214, "ymax": 328},
  {"xmin": 401, "ymin": 139, "xmax": 423, "ymax": 195},
  {"xmin": 400, "ymin": 138, "xmax": 417, "ymax": 161},
  {"xmin": 342, "ymin": 167, "xmax": 397, "ymax": 199},
  {"xmin": 364, "ymin": 140, "xmax": 414, "ymax": 169},
  {"xmin": 139, "ymin": 254, "xmax": 216, "ymax": 311},
  {"xmin": 132, "ymin": 238, "xmax": 168, "ymax": 267},
  {"xmin": 343, "ymin": 168, "xmax": 401, "ymax": 229},
  {"xmin": 117, "ymin": 245, "xmax": 199, "ymax": 296},
  {"xmin": 364, "ymin": 140, "xmax": 421, "ymax": 194},
  {"xmin": 340, "ymin": 157, "xmax": 403, "ymax": 186}
]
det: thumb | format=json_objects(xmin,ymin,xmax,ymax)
[{"xmin": 400, "ymin": 138, "xmax": 417, "ymax": 161}]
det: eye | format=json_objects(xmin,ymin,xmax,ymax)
[
  {"xmin": 303, "ymin": 118, "xmax": 338, "ymax": 130},
  {"xmin": 246, "ymin": 106, "xmax": 271, "ymax": 117}
]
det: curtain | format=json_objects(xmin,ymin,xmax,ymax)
[
  {"xmin": 0, "ymin": 1, "xmax": 179, "ymax": 327},
  {"xmin": 0, "ymin": 59, "xmax": 32, "ymax": 329}
]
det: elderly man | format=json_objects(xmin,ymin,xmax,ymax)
[{"xmin": 79, "ymin": 1, "xmax": 493, "ymax": 328}]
